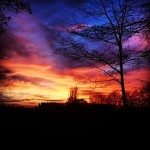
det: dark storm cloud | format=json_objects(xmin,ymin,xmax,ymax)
[
  {"xmin": 54, "ymin": 55, "xmax": 89, "ymax": 70},
  {"xmin": 11, "ymin": 75, "xmax": 53, "ymax": 87},
  {"xmin": 0, "ymin": 31, "xmax": 31, "ymax": 59},
  {"xmin": 0, "ymin": 66, "xmax": 13, "ymax": 80},
  {"xmin": 10, "ymin": 75, "xmax": 28, "ymax": 81}
]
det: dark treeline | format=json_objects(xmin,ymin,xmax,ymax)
[
  {"xmin": 67, "ymin": 86, "xmax": 150, "ymax": 107},
  {"xmin": 89, "ymin": 89, "xmax": 150, "ymax": 107},
  {"xmin": 0, "ymin": 102, "xmax": 149, "ymax": 147},
  {"xmin": 0, "ymin": 102, "xmax": 149, "ymax": 133}
]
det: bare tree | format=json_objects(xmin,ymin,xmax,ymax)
[
  {"xmin": 52, "ymin": 0, "xmax": 150, "ymax": 107},
  {"xmin": 68, "ymin": 86, "xmax": 79, "ymax": 102}
]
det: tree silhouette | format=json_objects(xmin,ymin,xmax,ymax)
[
  {"xmin": 126, "ymin": 89, "xmax": 148, "ymax": 107},
  {"xmin": 107, "ymin": 91, "xmax": 122, "ymax": 106},
  {"xmin": 52, "ymin": 0, "xmax": 150, "ymax": 107},
  {"xmin": 67, "ymin": 86, "xmax": 87, "ymax": 105},
  {"xmin": 141, "ymin": 81, "xmax": 150, "ymax": 106},
  {"xmin": 89, "ymin": 92, "xmax": 106, "ymax": 104},
  {"xmin": 68, "ymin": 86, "xmax": 79, "ymax": 102},
  {"xmin": 0, "ymin": 0, "xmax": 32, "ymax": 34}
]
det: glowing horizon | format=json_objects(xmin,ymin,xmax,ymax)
[{"xmin": 2, "ymin": 57, "xmax": 149, "ymax": 106}]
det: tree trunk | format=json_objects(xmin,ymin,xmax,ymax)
[
  {"xmin": 120, "ymin": 71, "xmax": 127, "ymax": 107},
  {"xmin": 119, "ymin": 43, "xmax": 127, "ymax": 107}
]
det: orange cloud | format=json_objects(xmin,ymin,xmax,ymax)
[{"xmin": 2, "ymin": 56, "xmax": 149, "ymax": 107}]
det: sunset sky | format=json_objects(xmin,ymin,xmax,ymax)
[{"xmin": 0, "ymin": 0, "xmax": 149, "ymax": 106}]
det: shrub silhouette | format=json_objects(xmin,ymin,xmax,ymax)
[{"xmin": 89, "ymin": 92, "xmax": 106, "ymax": 104}]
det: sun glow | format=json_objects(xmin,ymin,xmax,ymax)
[{"xmin": 2, "ymin": 57, "xmax": 149, "ymax": 107}]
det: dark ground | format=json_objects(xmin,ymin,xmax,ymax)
[{"xmin": 0, "ymin": 103, "xmax": 149, "ymax": 147}]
